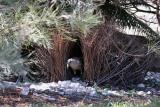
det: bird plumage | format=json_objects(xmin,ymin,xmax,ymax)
[{"xmin": 67, "ymin": 57, "xmax": 82, "ymax": 75}]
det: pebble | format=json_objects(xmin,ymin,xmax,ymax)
[
  {"xmin": 89, "ymin": 91, "xmax": 97, "ymax": 96},
  {"xmin": 65, "ymin": 89, "xmax": 76, "ymax": 95},
  {"xmin": 58, "ymin": 91, "xmax": 65, "ymax": 95},
  {"xmin": 49, "ymin": 82, "xmax": 59, "ymax": 88},
  {"xmin": 30, "ymin": 82, "xmax": 52, "ymax": 91},
  {"xmin": 157, "ymin": 90, "xmax": 160, "ymax": 95},
  {"xmin": 20, "ymin": 86, "xmax": 30, "ymax": 95},
  {"xmin": 69, "ymin": 82, "xmax": 81, "ymax": 89},
  {"xmin": 102, "ymin": 90, "xmax": 122, "ymax": 96},
  {"xmin": 86, "ymin": 87, "xmax": 96, "ymax": 93},
  {"xmin": 145, "ymin": 71, "xmax": 160, "ymax": 82},
  {"xmin": 146, "ymin": 91, "xmax": 151, "ymax": 95},
  {"xmin": 76, "ymin": 86, "xmax": 86, "ymax": 93},
  {"xmin": 72, "ymin": 77, "xmax": 80, "ymax": 81},
  {"xmin": 137, "ymin": 83, "xmax": 145, "ymax": 88},
  {"xmin": 137, "ymin": 91, "xmax": 146, "ymax": 96},
  {"xmin": 58, "ymin": 81, "xmax": 71, "ymax": 88},
  {"xmin": 1, "ymin": 73, "xmax": 160, "ymax": 100}
]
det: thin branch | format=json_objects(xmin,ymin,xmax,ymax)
[
  {"xmin": 133, "ymin": 5, "xmax": 156, "ymax": 14},
  {"xmin": 120, "ymin": 0, "xmax": 159, "ymax": 14},
  {"xmin": 120, "ymin": 0, "xmax": 157, "ymax": 9},
  {"xmin": 155, "ymin": 1, "xmax": 160, "ymax": 25},
  {"xmin": 138, "ymin": 16, "xmax": 158, "ymax": 24}
]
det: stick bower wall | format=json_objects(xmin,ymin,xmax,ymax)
[{"xmin": 31, "ymin": 24, "xmax": 152, "ymax": 87}]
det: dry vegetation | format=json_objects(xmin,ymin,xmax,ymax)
[{"xmin": 31, "ymin": 22, "xmax": 153, "ymax": 88}]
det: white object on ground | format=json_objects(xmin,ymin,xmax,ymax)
[
  {"xmin": 30, "ymin": 82, "xmax": 58, "ymax": 91},
  {"xmin": 137, "ymin": 91, "xmax": 146, "ymax": 96},
  {"xmin": 21, "ymin": 86, "xmax": 30, "ymax": 95},
  {"xmin": 102, "ymin": 90, "xmax": 122, "ymax": 96},
  {"xmin": 137, "ymin": 83, "xmax": 145, "ymax": 88}
]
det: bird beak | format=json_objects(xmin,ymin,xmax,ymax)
[
  {"xmin": 73, "ymin": 71, "xmax": 76, "ymax": 75},
  {"xmin": 67, "ymin": 63, "xmax": 69, "ymax": 68}
]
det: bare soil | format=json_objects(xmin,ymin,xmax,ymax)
[{"xmin": 0, "ymin": 89, "xmax": 159, "ymax": 106}]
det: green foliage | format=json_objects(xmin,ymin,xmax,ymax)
[
  {"xmin": 1, "ymin": 0, "xmax": 159, "ymax": 46},
  {"xmin": 0, "ymin": 37, "xmax": 27, "ymax": 81},
  {"xmin": 0, "ymin": 10, "xmax": 21, "ymax": 62},
  {"xmin": 100, "ymin": 1, "xmax": 159, "ymax": 40},
  {"xmin": 0, "ymin": 1, "xmax": 53, "ymax": 48},
  {"xmin": 49, "ymin": 0, "xmax": 104, "ymax": 39},
  {"xmin": 17, "ymin": 5, "xmax": 55, "ymax": 48},
  {"xmin": 0, "ymin": 0, "xmax": 18, "ymax": 5},
  {"xmin": 69, "ymin": 1, "xmax": 102, "ymax": 36},
  {"xmin": 0, "ymin": 0, "xmax": 103, "ymax": 46},
  {"xmin": 0, "ymin": 6, "xmax": 28, "ymax": 81}
]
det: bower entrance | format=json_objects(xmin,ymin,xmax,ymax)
[
  {"xmin": 66, "ymin": 39, "xmax": 84, "ymax": 80},
  {"xmin": 30, "ymin": 24, "xmax": 152, "ymax": 88}
]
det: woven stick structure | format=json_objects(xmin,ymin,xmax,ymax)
[{"xmin": 31, "ymin": 24, "xmax": 152, "ymax": 87}]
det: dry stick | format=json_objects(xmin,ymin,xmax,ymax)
[
  {"xmin": 129, "ymin": 55, "xmax": 151, "ymax": 78},
  {"xmin": 110, "ymin": 35, "xmax": 146, "ymax": 57},
  {"xmin": 155, "ymin": 0, "xmax": 160, "ymax": 25},
  {"xmin": 123, "ymin": 53, "xmax": 151, "ymax": 83},
  {"xmin": 97, "ymin": 61, "xmax": 135, "ymax": 85},
  {"xmin": 98, "ymin": 62, "xmax": 134, "ymax": 85},
  {"xmin": 81, "ymin": 33, "xmax": 98, "ymax": 81},
  {"xmin": 114, "ymin": 73, "xmax": 127, "ymax": 87},
  {"xmin": 110, "ymin": 57, "xmax": 129, "ymax": 78},
  {"xmin": 105, "ymin": 54, "xmax": 130, "ymax": 79},
  {"xmin": 98, "ymin": 34, "xmax": 148, "ymax": 85}
]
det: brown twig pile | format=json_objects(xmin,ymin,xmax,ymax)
[
  {"xmin": 27, "ymin": 45, "xmax": 53, "ymax": 82},
  {"xmin": 32, "ymin": 23, "xmax": 152, "ymax": 87},
  {"xmin": 50, "ymin": 33, "xmax": 69, "ymax": 81}
]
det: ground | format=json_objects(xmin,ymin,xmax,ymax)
[{"xmin": 0, "ymin": 75, "xmax": 159, "ymax": 107}]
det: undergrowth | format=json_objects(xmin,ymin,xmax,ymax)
[{"xmin": 81, "ymin": 98, "xmax": 160, "ymax": 107}]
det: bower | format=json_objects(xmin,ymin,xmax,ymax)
[{"xmin": 30, "ymin": 24, "xmax": 152, "ymax": 88}]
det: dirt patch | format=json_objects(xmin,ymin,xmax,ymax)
[{"xmin": 0, "ymin": 88, "xmax": 159, "ymax": 106}]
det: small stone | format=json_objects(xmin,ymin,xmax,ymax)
[
  {"xmin": 137, "ymin": 83, "xmax": 145, "ymax": 88},
  {"xmin": 146, "ymin": 91, "xmax": 151, "ymax": 95},
  {"xmin": 102, "ymin": 90, "xmax": 122, "ymax": 96},
  {"xmin": 72, "ymin": 77, "xmax": 80, "ymax": 82},
  {"xmin": 69, "ymin": 83, "xmax": 81, "ymax": 89},
  {"xmin": 76, "ymin": 86, "xmax": 86, "ymax": 93},
  {"xmin": 157, "ymin": 90, "xmax": 160, "ymax": 95},
  {"xmin": 147, "ymin": 72, "xmax": 152, "ymax": 76},
  {"xmin": 30, "ymin": 83, "xmax": 50, "ymax": 91},
  {"xmin": 150, "ymin": 88, "xmax": 156, "ymax": 93},
  {"xmin": 49, "ymin": 82, "xmax": 58, "ymax": 88},
  {"xmin": 58, "ymin": 91, "xmax": 65, "ymax": 95},
  {"xmin": 89, "ymin": 91, "xmax": 97, "ymax": 96},
  {"xmin": 156, "ymin": 79, "xmax": 160, "ymax": 82},
  {"xmin": 47, "ymin": 97, "xmax": 56, "ymax": 101},
  {"xmin": 137, "ymin": 91, "xmax": 146, "ymax": 96},
  {"xmin": 108, "ymin": 90, "xmax": 122, "ymax": 96},
  {"xmin": 58, "ymin": 81, "xmax": 71, "ymax": 88},
  {"xmin": 101, "ymin": 92, "xmax": 108, "ymax": 96},
  {"xmin": 119, "ymin": 90, "xmax": 128, "ymax": 95},
  {"xmin": 65, "ymin": 89, "xmax": 76, "ymax": 95},
  {"xmin": 20, "ymin": 87, "xmax": 30, "ymax": 95},
  {"xmin": 86, "ymin": 87, "xmax": 96, "ymax": 93},
  {"xmin": 144, "ymin": 77, "xmax": 149, "ymax": 80}
]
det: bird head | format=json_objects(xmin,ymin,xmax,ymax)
[{"xmin": 67, "ymin": 58, "xmax": 81, "ymax": 67}]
